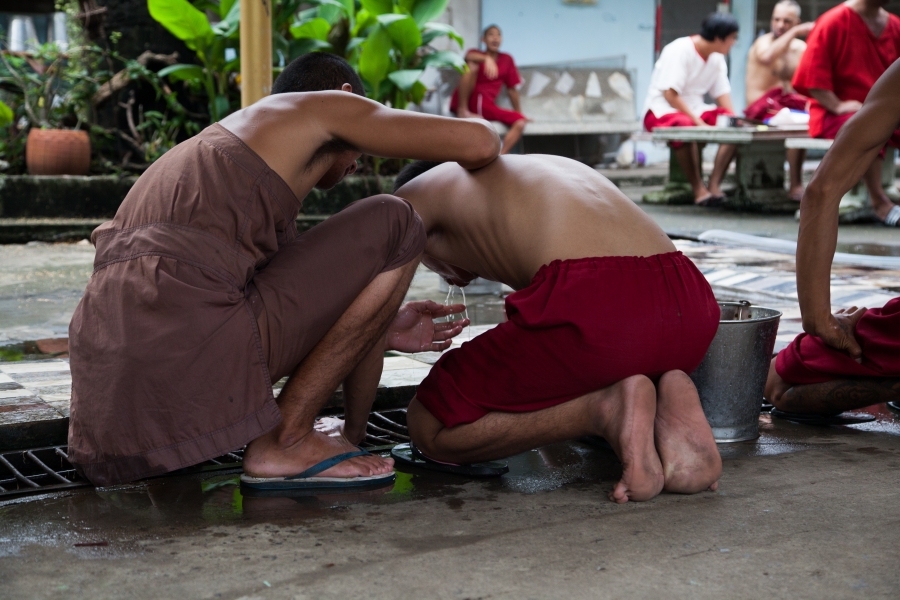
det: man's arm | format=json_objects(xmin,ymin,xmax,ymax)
[
  {"xmin": 663, "ymin": 89, "xmax": 704, "ymax": 126},
  {"xmin": 715, "ymin": 93, "xmax": 734, "ymax": 113},
  {"xmin": 807, "ymin": 89, "xmax": 862, "ymax": 114},
  {"xmin": 796, "ymin": 59, "xmax": 900, "ymax": 356},
  {"xmin": 464, "ymin": 50, "xmax": 498, "ymax": 79},
  {"xmin": 756, "ymin": 22, "xmax": 814, "ymax": 65}
]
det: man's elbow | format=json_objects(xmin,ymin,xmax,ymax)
[{"xmin": 465, "ymin": 122, "xmax": 501, "ymax": 168}]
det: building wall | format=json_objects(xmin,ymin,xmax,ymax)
[{"xmin": 480, "ymin": 0, "xmax": 656, "ymax": 116}]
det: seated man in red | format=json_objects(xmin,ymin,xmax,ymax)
[
  {"xmin": 450, "ymin": 24, "xmax": 528, "ymax": 154},
  {"xmin": 321, "ymin": 155, "xmax": 724, "ymax": 504},
  {"xmin": 766, "ymin": 59, "xmax": 900, "ymax": 415},
  {"xmin": 643, "ymin": 12, "xmax": 740, "ymax": 206},
  {"xmin": 744, "ymin": 0, "xmax": 812, "ymax": 201},
  {"xmin": 791, "ymin": 0, "xmax": 900, "ymax": 226}
]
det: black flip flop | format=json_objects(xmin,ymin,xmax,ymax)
[
  {"xmin": 390, "ymin": 443, "xmax": 509, "ymax": 477},
  {"xmin": 887, "ymin": 401, "xmax": 900, "ymax": 414},
  {"xmin": 696, "ymin": 194, "xmax": 726, "ymax": 207},
  {"xmin": 579, "ymin": 436, "xmax": 613, "ymax": 451},
  {"xmin": 769, "ymin": 408, "xmax": 876, "ymax": 426}
]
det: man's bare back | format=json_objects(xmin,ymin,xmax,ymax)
[
  {"xmin": 746, "ymin": 32, "xmax": 808, "ymax": 103},
  {"xmin": 394, "ymin": 155, "xmax": 675, "ymax": 290}
]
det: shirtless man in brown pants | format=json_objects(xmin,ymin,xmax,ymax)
[{"xmin": 68, "ymin": 54, "xmax": 500, "ymax": 489}]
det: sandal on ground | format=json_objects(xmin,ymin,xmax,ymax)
[
  {"xmin": 769, "ymin": 408, "xmax": 876, "ymax": 426},
  {"xmin": 882, "ymin": 205, "xmax": 900, "ymax": 227},
  {"xmin": 240, "ymin": 447, "xmax": 395, "ymax": 490},
  {"xmin": 390, "ymin": 442, "xmax": 509, "ymax": 477},
  {"xmin": 695, "ymin": 194, "xmax": 726, "ymax": 207}
]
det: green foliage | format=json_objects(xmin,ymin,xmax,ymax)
[
  {"xmin": 289, "ymin": 0, "xmax": 465, "ymax": 111},
  {"xmin": 149, "ymin": 0, "xmax": 241, "ymax": 122}
]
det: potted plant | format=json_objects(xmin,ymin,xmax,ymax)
[{"xmin": 0, "ymin": 43, "xmax": 91, "ymax": 176}]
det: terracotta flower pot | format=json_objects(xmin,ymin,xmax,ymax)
[{"xmin": 26, "ymin": 129, "xmax": 91, "ymax": 176}]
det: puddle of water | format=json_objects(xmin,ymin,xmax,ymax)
[{"xmin": 835, "ymin": 242, "xmax": 900, "ymax": 258}]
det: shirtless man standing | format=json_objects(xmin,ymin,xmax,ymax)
[
  {"xmin": 322, "ymin": 155, "xmax": 723, "ymax": 503},
  {"xmin": 745, "ymin": 0, "xmax": 813, "ymax": 201}
]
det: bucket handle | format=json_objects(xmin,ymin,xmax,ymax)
[{"xmin": 737, "ymin": 300, "xmax": 752, "ymax": 320}]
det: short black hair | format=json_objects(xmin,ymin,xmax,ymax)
[
  {"xmin": 483, "ymin": 24, "xmax": 501, "ymax": 37},
  {"xmin": 699, "ymin": 12, "xmax": 739, "ymax": 41},
  {"xmin": 393, "ymin": 160, "xmax": 444, "ymax": 192},
  {"xmin": 272, "ymin": 52, "xmax": 365, "ymax": 95}
]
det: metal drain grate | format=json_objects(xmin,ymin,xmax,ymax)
[{"xmin": 0, "ymin": 409, "xmax": 409, "ymax": 500}]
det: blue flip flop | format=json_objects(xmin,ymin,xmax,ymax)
[{"xmin": 240, "ymin": 447, "xmax": 395, "ymax": 490}]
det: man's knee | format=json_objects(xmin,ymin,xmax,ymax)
[
  {"xmin": 407, "ymin": 398, "xmax": 444, "ymax": 454},
  {"xmin": 348, "ymin": 194, "xmax": 426, "ymax": 271}
]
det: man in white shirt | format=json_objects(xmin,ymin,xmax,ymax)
[{"xmin": 643, "ymin": 13, "xmax": 740, "ymax": 206}]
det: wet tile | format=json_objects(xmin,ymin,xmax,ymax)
[
  {"xmin": 715, "ymin": 272, "xmax": 764, "ymax": 287},
  {"xmin": 0, "ymin": 389, "xmax": 35, "ymax": 400},
  {"xmin": 379, "ymin": 368, "xmax": 432, "ymax": 387},
  {"xmin": 0, "ymin": 402, "xmax": 63, "ymax": 424},
  {"xmin": 383, "ymin": 357, "xmax": 433, "ymax": 371},
  {"xmin": 0, "ymin": 361, "xmax": 69, "ymax": 375}
]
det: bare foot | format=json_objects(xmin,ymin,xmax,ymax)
[
  {"xmin": 788, "ymin": 185, "xmax": 804, "ymax": 202},
  {"xmin": 243, "ymin": 428, "xmax": 393, "ymax": 479},
  {"xmin": 765, "ymin": 357, "xmax": 792, "ymax": 406},
  {"xmin": 587, "ymin": 375, "xmax": 664, "ymax": 503},
  {"xmin": 457, "ymin": 107, "xmax": 476, "ymax": 119},
  {"xmin": 654, "ymin": 371, "xmax": 722, "ymax": 494}
]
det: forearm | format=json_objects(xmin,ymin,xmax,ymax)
[
  {"xmin": 796, "ymin": 182, "xmax": 840, "ymax": 331},
  {"xmin": 808, "ymin": 89, "xmax": 843, "ymax": 113},
  {"xmin": 715, "ymin": 93, "xmax": 734, "ymax": 113},
  {"xmin": 664, "ymin": 90, "xmax": 702, "ymax": 125},
  {"xmin": 757, "ymin": 32, "xmax": 796, "ymax": 65},
  {"xmin": 464, "ymin": 51, "xmax": 487, "ymax": 64},
  {"xmin": 340, "ymin": 335, "xmax": 385, "ymax": 444}
]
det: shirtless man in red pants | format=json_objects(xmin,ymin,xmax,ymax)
[
  {"xmin": 323, "ymin": 155, "xmax": 723, "ymax": 503},
  {"xmin": 451, "ymin": 25, "xmax": 528, "ymax": 154}
]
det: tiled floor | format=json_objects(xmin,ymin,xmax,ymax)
[{"xmin": 2, "ymin": 240, "xmax": 898, "ymax": 438}]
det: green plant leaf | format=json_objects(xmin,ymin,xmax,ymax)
[
  {"xmin": 358, "ymin": 24, "xmax": 392, "ymax": 95},
  {"xmin": 158, "ymin": 63, "xmax": 206, "ymax": 82},
  {"xmin": 410, "ymin": 79, "xmax": 427, "ymax": 104},
  {"xmin": 345, "ymin": 36, "xmax": 366, "ymax": 53},
  {"xmin": 219, "ymin": 0, "xmax": 237, "ymax": 19},
  {"xmin": 411, "ymin": 0, "xmax": 448, "ymax": 26},
  {"xmin": 148, "ymin": 0, "xmax": 214, "ymax": 51},
  {"xmin": 421, "ymin": 50, "xmax": 465, "ymax": 70},
  {"xmin": 353, "ymin": 9, "xmax": 378, "ymax": 37},
  {"xmin": 315, "ymin": 0, "xmax": 350, "ymax": 24},
  {"xmin": 422, "ymin": 22, "xmax": 463, "ymax": 48},
  {"xmin": 387, "ymin": 68, "xmax": 424, "ymax": 91},
  {"xmin": 377, "ymin": 14, "xmax": 421, "ymax": 59},
  {"xmin": 0, "ymin": 100, "xmax": 13, "ymax": 126},
  {"xmin": 213, "ymin": 0, "xmax": 241, "ymax": 37},
  {"xmin": 360, "ymin": 0, "xmax": 392, "ymax": 16},
  {"xmin": 290, "ymin": 17, "xmax": 331, "ymax": 41},
  {"xmin": 288, "ymin": 38, "xmax": 333, "ymax": 58},
  {"xmin": 214, "ymin": 94, "xmax": 230, "ymax": 118}
]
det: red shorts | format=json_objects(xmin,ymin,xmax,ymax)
[
  {"xmin": 416, "ymin": 252, "xmax": 721, "ymax": 428},
  {"xmin": 818, "ymin": 112, "xmax": 900, "ymax": 158},
  {"xmin": 744, "ymin": 87, "xmax": 809, "ymax": 122},
  {"xmin": 775, "ymin": 297, "xmax": 900, "ymax": 385},
  {"xmin": 450, "ymin": 93, "xmax": 526, "ymax": 127},
  {"xmin": 643, "ymin": 108, "xmax": 733, "ymax": 149}
]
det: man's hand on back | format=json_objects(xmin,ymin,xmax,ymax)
[{"xmin": 386, "ymin": 300, "xmax": 470, "ymax": 353}]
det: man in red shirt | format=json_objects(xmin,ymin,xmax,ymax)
[
  {"xmin": 451, "ymin": 25, "xmax": 528, "ymax": 154},
  {"xmin": 792, "ymin": 0, "xmax": 900, "ymax": 225}
]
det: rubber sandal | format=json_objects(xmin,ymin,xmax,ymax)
[
  {"xmin": 240, "ymin": 447, "xmax": 395, "ymax": 490},
  {"xmin": 579, "ymin": 436, "xmax": 613, "ymax": 451},
  {"xmin": 696, "ymin": 194, "xmax": 725, "ymax": 207},
  {"xmin": 390, "ymin": 443, "xmax": 509, "ymax": 477},
  {"xmin": 769, "ymin": 408, "xmax": 876, "ymax": 426},
  {"xmin": 887, "ymin": 401, "xmax": 900, "ymax": 414},
  {"xmin": 883, "ymin": 205, "xmax": 900, "ymax": 227}
]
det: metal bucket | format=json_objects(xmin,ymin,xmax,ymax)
[{"xmin": 689, "ymin": 301, "xmax": 782, "ymax": 443}]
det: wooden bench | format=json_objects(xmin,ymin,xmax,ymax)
[
  {"xmin": 646, "ymin": 125, "xmax": 810, "ymax": 212},
  {"xmin": 417, "ymin": 66, "xmax": 641, "ymax": 163},
  {"xmin": 785, "ymin": 138, "xmax": 899, "ymax": 222}
]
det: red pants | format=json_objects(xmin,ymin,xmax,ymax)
[
  {"xmin": 744, "ymin": 87, "xmax": 808, "ymax": 122},
  {"xmin": 450, "ymin": 93, "xmax": 526, "ymax": 127},
  {"xmin": 643, "ymin": 108, "xmax": 733, "ymax": 149},
  {"xmin": 416, "ymin": 253, "xmax": 721, "ymax": 428},
  {"xmin": 776, "ymin": 297, "xmax": 900, "ymax": 384},
  {"xmin": 819, "ymin": 112, "xmax": 900, "ymax": 158}
]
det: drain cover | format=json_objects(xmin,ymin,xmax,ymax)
[{"xmin": 0, "ymin": 409, "xmax": 409, "ymax": 500}]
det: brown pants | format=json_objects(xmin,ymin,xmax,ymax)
[{"xmin": 248, "ymin": 194, "xmax": 425, "ymax": 382}]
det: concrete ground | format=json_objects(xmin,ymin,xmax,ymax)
[{"xmin": 1, "ymin": 407, "xmax": 899, "ymax": 599}]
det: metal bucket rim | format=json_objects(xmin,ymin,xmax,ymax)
[{"xmin": 717, "ymin": 302, "xmax": 782, "ymax": 324}]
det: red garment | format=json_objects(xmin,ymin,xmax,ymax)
[
  {"xmin": 792, "ymin": 4, "xmax": 900, "ymax": 138},
  {"xmin": 416, "ymin": 253, "xmax": 720, "ymax": 428},
  {"xmin": 818, "ymin": 111, "xmax": 900, "ymax": 151},
  {"xmin": 776, "ymin": 297, "xmax": 900, "ymax": 384},
  {"xmin": 744, "ymin": 87, "xmax": 809, "ymax": 122},
  {"xmin": 450, "ymin": 51, "xmax": 526, "ymax": 126},
  {"xmin": 643, "ymin": 107, "xmax": 733, "ymax": 149}
]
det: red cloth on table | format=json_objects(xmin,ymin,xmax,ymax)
[
  {"xmin": 791, "ymin": 4, "xmax": 900, "ymax": 138},
  {"xmin": 744, "ymin": 87, "xmax": 809, "ymax": 122},
  {"xmin": 450, "ymin": 51, "xmax": 526, "ymax": 126},
  {"xmin": 416, "ymin": 253, "xmax": 720, "ymax": 428},
  {"xmin": 643, "ymin": 107, "xmax": 733, "ymax": 149},
  {"xmin": 776, "ymin": 297, "xmax": 900, "ymax": 385}
]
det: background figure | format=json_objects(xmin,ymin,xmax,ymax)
[
  {"xmin": 766, "ymin": 59, "xmax": 900, "ymax": 415},
  {"xmin": 791, "ymin": 0, "xmax": 900, "ymax": 225},
  {"xmin": 450, "ymin": 25, "xmax": 528, "ymax": 154},
  {"xmin": 642, "ymin": 13, "xmax": 740, "ymax": 207},
  {"xmin": 745, "ymin": 0, "xmax": 813, "ymax": 201}
]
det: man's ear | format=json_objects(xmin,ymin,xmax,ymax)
[{"xmin": 341, "ymin": 83, "xmax": 353, "ymax": 92}]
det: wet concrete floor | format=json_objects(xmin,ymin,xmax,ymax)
[{"xmin": 2, "ymin": 405, "xmax": 899, "ymax": 599}]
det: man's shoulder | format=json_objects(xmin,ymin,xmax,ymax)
[
  {"xmin": 751, "ymin": 32, "xmax": 774, "ymax": 49},
  {"xmin": 789, "ymin": 37, "xmax": 808, "ymax": 51}
]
